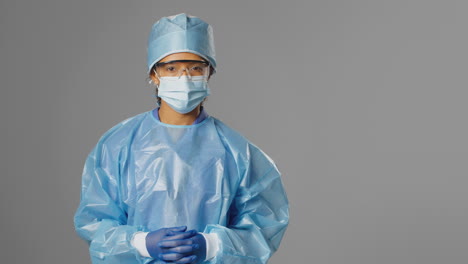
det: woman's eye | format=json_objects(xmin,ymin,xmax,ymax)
[
  {"xmin": 192, "ymin": 66, "xmax": 203, "ymax": 72},
  {"xmin": 165, "ymin": 66, "xmax": 176, "ymax": 72}
]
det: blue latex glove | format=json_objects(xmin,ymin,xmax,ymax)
[
  {"xmin": 191, "ymin": 233, "xmax": 207, "ymax": 263},
  {"xmin": 158, "ymin": 232, "xmax": 206, "ymax": 264},
  {"xmin": 146, "ymin": 226, "xmax": 198, "ymax": 263}
]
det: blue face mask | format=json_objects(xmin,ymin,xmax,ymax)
[{"xmin": 156, "ymin": 75, "xmax": 210, "ymax": 114}]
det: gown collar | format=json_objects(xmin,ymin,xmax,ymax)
[{"xmin": 151, "ymin": 106, "xmax": 208, "ymax": 125}]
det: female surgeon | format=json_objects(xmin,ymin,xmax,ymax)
[{"xmin": 73, "ymin": 13, "xmax": 289, "ymax": 264}]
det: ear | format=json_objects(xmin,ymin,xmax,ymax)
[
  {"xmin": 150, "ymin": 71, "xmax": 160, "ymax": 86},
  {"xmin": 207, "ymin": 68, "xmax": 214, "ymax": 81}
]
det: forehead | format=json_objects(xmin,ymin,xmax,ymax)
[{"xmin": 159, "ymin": 52, "xmax": 205, "ymax": 63}]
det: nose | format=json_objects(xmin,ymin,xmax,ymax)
[{"xmin": 179, "ymin": 68, "xmax": 191, "ymax": 77}]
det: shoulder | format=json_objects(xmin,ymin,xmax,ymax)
[
  {"xmin": 211, "ymin": 117, "xmax": 249, "ymax": 147},
  {"xmin": 94, "ymin": 111, "xmax": 149, "ymax": 152},
  {"xmin": 211, "ymin": 117, "xmax": 278, "ymax": 172}
]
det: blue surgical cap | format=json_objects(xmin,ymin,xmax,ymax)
[{"xmin": 147, "ymin": 13, "xmax": 217, "ymax": 75}]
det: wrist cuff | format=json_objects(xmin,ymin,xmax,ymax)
[
  {"xmin": 131, "ymin": 231, "xmax": 151, "ymax": 258},
  {"xmin": 201, "ymin": 232, "xmax": 220, "ymax": 260}
]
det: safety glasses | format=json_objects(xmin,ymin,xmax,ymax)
[{"xmin": 153, "ymin": 60, "xmax": 210, "ymax": 78}]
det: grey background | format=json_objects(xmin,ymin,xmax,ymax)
[{"xmin": 1, "ymin": 0, "xmax": 467, "ymax": 263}]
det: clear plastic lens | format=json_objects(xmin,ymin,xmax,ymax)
[{"xmin": 155, "ymin": 61, "xmax": 210, "ymax": 78}]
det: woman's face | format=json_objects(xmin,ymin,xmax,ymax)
[{"xmin": 150, "ymin": 52, "xmax": 209, "ymax": 86}]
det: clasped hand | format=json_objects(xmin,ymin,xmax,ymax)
[{"xmin": 146, "ymin": 226, "xmax": 206, "ymax": 263}]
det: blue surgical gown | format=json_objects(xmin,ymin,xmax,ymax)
[{"xmin": 73, "ymin": 109, "xmax": 290, "ymax": 264}]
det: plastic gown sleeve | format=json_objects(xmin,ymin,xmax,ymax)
[
  {"xmin": 73, "ymin": 136, "xmax": 152, "ymax": 264},
  {"xmin": 203, "ymin": 144, "xmax": 290, "ymax": 264}
]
